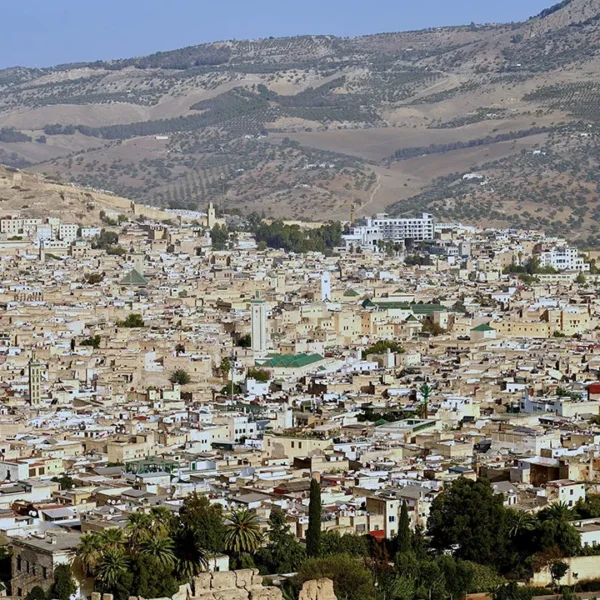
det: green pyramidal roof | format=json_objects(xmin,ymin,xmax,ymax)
[
  {"xmin": 263, "ymin": 353, "xmax": 324, "ymax": 369},
  {"xmin": 471, "ymin": 323, "xmax": 496, "ymax": 332},
  {"xmin": 120, "ymin": 268, "xmax": 148, "ymax": 286}
]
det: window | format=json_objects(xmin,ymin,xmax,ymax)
[
  {"xmin": 17, "ymin": 556, "xmax": 21, "ymax": 572},
  {"xmin": 298, "ymin": 442, "xmax": 302, "ymax": 449},
  {"xmin": 388, "ymin": 516, "xmax": 395, "ymax": 523},
  {"xmin": 42, "ymin": 567, "xmax": 47, "ymax": 580}
]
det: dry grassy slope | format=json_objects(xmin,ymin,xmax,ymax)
[
  {"xmin": 529, "ymin": 0, "xmax": 600, "ymax": 33},
  {"xmin": 0, "ymin": 0, "xmax": 599, "ymax": 234},
  {"xmin": 0, "ymin": 165, "xmax": 174, "ymax": 224}
]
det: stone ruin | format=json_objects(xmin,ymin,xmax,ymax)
[{"xmin": 91, "ymin": 569, "xmax": 336, "ymax": 600}]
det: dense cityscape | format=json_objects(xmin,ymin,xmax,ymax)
[{"xmin": 0, "ymin": 164, "xmax": 598, "ymax": 600}]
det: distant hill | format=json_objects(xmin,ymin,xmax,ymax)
[{"xmin": 2, "ymin": 0, "xmax": 600, "ymax": 242}]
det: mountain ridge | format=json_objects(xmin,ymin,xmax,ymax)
[{"xmin": 2, "ymin": 0, "xmax": 600, "ymax": 243}]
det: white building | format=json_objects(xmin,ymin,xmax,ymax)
[
  {"xmin": 343, "ymin": 213, "xmax": 434, "ymax": 251},
  {"xmin": 58, "ymin": 224, "xmax": 78, "ymax": 243},
  {"xmin": 539, "ymin": 247, "xmax": 589, "ymax": 272}
]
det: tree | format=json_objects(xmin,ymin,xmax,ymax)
[
  {"xmin": 506, "ymin": 509, "xmax": 535, "ymax": 539},
  {"xmin": 550, "ymin": 560, "xmax": 569, "ymax": 591},
  {"xmin": 92, "ymin": 230, "xmax": 119, "ymax": 250},
  {"xmin": 100, "ymin": 528, "xmax": 127, "ymax": 551},
  {"xmin": 219, "ymin": 357, "xmax": 231, "ymax": 379},
  {"xmin": 397, "ymin": 501, "xmax": 411, "ymax": 554},
  {"xmin": 307, "ymin": 478, "xmax": 322, "ymax": 558},
  {"xmin": 80, "ymin": 335, "xmax": 101, "ymax": 349},
  {"xmin": 427, "ymin": 478, "xmax": 507, "ymax": 567},
  {"xmin": 576, "ymin": 272, "xmax": 586, "ymax": 285},
  {"xmin": 172, "ymin": 522, "xmax": 209, "ymax": 581},
  {"xmin": 422, "ymin": 320, "xmax": 446, "ymax": 336},
  {"xmin": 224, "ymin": 508, "xmax": 262, "ymax": 556},
  {"xmin": 118, "ymin": 313, "xmax": 144, "ymax": 328},
  {"xmin": 97, "ymin": 549, "xmax": 129, "ymax": 589},
  {"xmin": 126, "ymin": 512, "xmax": 153, "ymax": 552},
  {"xmin": 52, "ymin": 474, "xmax": 74, "ymax": 491},
  {"xmin": 178, "ymin": 493, "xmax": 225, "ymax": 554},
  {"xmin": 256, "ymin": 506, "xmax": 306, "ymax": 574},
  {"xmin": 26, "ymin": 587, "xmax": 46, "ymax": 600},
  {"xmin": 51, "ymin": 564, "xmax": 77, "ymax": 600},
  {"xmin": 238, "ymin": 334, "xmax": 252, "ymax": 348},
  {"xmin": 293, "ymin": 554, "xmax": 376, "ymax": 600},
  {"xmin": 210, "ymin": 225, "xmax": 229, "ymax": 250},
  {"xmin": 150, "ymin": 505, "xmax": 176, "ymax": 537},
  {"xmin": 320, "ymin": 531, "xmax": 369, "ymax": 559},
  {"xmin": 141, "ymin": 536, "xmax": 176, "ymax": 570},
  {"xmin": 130, "ymin": 553, "xmax": 178, "ymax": 599},
  {"xmin": 77, "ymin": 533, "xmax": 103, "ymax": 576},
  {"xmin": 247, "ymin": 367, "xmax": 270, "ymax": 382},
  {"xmin": 363, "ymin": 340, "xmax": 405, "ymax": 356},
  {"xmin": 84, "ymin": 272, "xmax": 104, "ymax": 285},
  {"xmin": 169, "ymin": 369, "xmax": 191, "ymax": 385}
]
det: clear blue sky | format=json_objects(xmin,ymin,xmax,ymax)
[{"xmin": 1, "ymin": 0, "xmax": 553, "ymax": 69}]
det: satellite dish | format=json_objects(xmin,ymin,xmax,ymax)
[
  {"xmin": 29, "ymin": 510, "xmax": 37, "ymax": 517},
  {"xmin": 79, "ymin": 422, "xmax": 86, "ymax": 431}
]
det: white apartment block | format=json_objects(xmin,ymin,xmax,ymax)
[
  {"xmin": 58, "ymin": 224, "xmax": 78, "ymax": 243},
  {"xmin": 539, "ymin": 247, "xmax": 590, "ymax": 272},
  {"xmin": 344, "ymin": 213, "xmax": 434, "ymax": 251}
]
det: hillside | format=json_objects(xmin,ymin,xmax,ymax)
[{"xmin": 2, "ymin": 0, "xmax": 600, "ymax": 238}]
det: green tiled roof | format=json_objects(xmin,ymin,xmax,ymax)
[
  {"xmin": 471, "ymin": 323, "xmax": 496, "ymax": 332},
  {"xmin": 344, "ymin": 288, "xmax": 360, "ymax": 297},
  {"xmin": 362, "ymin": 300, "xmax": 449, "ymax": 314},
  {"xmin": 120, "ymin": 268, "xmax": 148, "ymax": 286},
  {"xmin": 263, "ymin": 353, "xmax": 325, "ymax": 369}
]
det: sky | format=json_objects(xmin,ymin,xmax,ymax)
[{"xmin": 1, "ymin": 0, "xmax": 554, "ymax": 69}]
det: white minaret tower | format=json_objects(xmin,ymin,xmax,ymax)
[
  {"xmin": 321, "ymin": 271, "xmax": 331, "ymax": 302},
  {"xmin": 207, "ymin": 203, "xmax": 217, "ymax": 228},
  {"xmin": 251, "ymin": 292, "xmax": 267, "ymax": 356}
]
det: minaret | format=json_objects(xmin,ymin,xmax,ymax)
[
  {"xmin": 321, "ymin": 271, "xmax": 331, "ymax": 302},
  {"xmin": 207, "ymin": 203, "xmax": 217, "ymax": 229},
  {"xmin": 133, "ymin": 253, "xmax": 144, "ymax": 275},
  {"xmin": 251, "ymin": 292, "xmax": 267, "ymax": 356},
  {"xmin": 28, "ymin": 357, "xmax": 42, "ymax": 405}
]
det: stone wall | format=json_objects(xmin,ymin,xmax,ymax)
[
  {"xmin": 91, "ymin": 571, "xmax": 337, "ymax": 600},
  {"xmin": 531, "ymin": 555, "xmax": 600, "ymax": 586}
]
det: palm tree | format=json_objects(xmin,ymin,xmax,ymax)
[
  {"xmin": 506, "ymin": 509, "xmax": 536, "ymax": 538},
  {"xmin": 174, "ymin": 525, "xmax": 208, "ymax": 580},
  {"xmin": 77, "ymin": 534, "xmax": 102, "ymax": 576},
  {"xmin": 224, "ymin": 508, "xmax": 262, "ymax": 555},
  {"xmin": 97, "ymin": 549, "xmax": 129, "ymax": 589},
  {"xmin": 99, "ymin": 527, "xmax": 126, "ymax": 551},
  {"xmin": 544, "ymin": 502, "xmax": 573, "ymax": 522},
  {"xmin": 150, "ymin": 506, "xmax": 175, "ymax": 537},
  {"xmin": 126, "ymin": 512, "xmax": 153, "ymax": 550},
  {"xmin": 141, "ymin": 536, "xmax": 176, "ymax": 569}
]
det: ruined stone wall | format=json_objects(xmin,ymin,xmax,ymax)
[{"xmin": 91, "ymin": 571, "xmax": 337, "ymax": 600}]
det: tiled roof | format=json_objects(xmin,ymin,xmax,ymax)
[
  {"xmin": 120, "ymin": 268, "xmax": 148, "ymax": 286},
  {"xmin": 263, "ymin": 353, "xmax": 325, "ymax": 368}
]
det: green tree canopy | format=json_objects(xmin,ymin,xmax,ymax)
[{"xmin": 427, "ymin": 478, "xmax": 507, "ymax": 567}]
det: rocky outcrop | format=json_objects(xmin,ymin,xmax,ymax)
[
  {"xmin": 298, "ymin": 579, "xmax": 337, "ymax": 600},
  {"xmin": 123, "ymin": 569, "xmax": 282, "ymax": 600}
]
